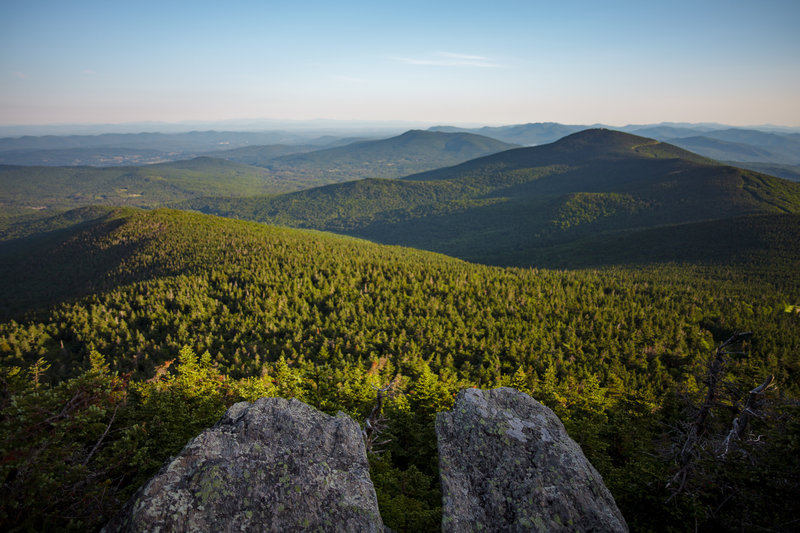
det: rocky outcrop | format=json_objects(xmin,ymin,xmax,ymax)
[
  {"xmin": 103, "ymin": 397, "xmax": 384, "ymax": 533},
  {"xmin": 105, "ymin": 388, "xmax": 627, "ymax": 532},
  {"xmin": 436, "ymin": 387, "xmax": 628, "ymax": 532}
]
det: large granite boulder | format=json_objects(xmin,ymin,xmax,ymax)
[
  {"xmin": 436, "ymin": 387, "xmax": 628, "ymax": 532},
  {"xmin": 104, "ymin": 397, "xmax": 384, "ymax": 532}
]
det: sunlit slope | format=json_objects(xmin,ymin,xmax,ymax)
[{"xmin": 0, "ymin": 207, "xmax": 452, "ymax": 319}]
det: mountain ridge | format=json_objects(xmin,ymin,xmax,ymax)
[
  {"xmin": 185, "ymin": 129, "xmax": 800, "ymax": 268},
  {"xmin": 259, "ymin": 129, "xmax": 518, "ymax": 181},
  {"xmin": 406, "ymin": 129, "xmax": 714, "ymax": 183},
  {"xmin": 426, "ymin": 122, "xmax": 800, "ymax": 176}
]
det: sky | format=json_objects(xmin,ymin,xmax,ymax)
[{"xmin": 1, "ymin": 0, "xmax": 799, "ymax": 129}]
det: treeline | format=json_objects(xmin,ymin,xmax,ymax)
[{"xmin": 1, "ymin": 209, "xmax": 799, "ymax": 531}]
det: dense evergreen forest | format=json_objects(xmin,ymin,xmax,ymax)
[{"xmin": 1, "ymin": 208, "xmax": 798, "ymax": 531}]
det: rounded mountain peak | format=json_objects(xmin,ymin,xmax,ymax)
[{"xmin": 553, "ymin": 128, "xmax": 654, "ymax": 150}]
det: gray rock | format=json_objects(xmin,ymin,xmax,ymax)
[
  {"xmin": 104, "ymin": 397, "xmax": 384, "ymax": 533},
  {"xmin": 436, "ymin": 387, "xmax": 628, "ymax": 533}
]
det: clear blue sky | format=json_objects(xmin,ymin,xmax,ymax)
[{"xmin": 2, "ymin": 0, "xmax": 799, "ymax": 128}]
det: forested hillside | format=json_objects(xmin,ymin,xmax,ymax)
[
  {"xmin": 1, "ymin": 208, "xmax": 798, "ymax": 531},
  {"xmin": 258, "ymin": 130, "xmax": 517, "ymax": 182},
  {"xmin": 0, "ymin": 130, "xmax": 516, "ymax": 221},
  {"xmin": 185, "ymin": 129, "xmax": 800, "ymax": 268}
]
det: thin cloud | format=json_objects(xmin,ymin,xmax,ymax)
[
  {"xmin": 393, "ymin": 51, "xmax": 501, "ymax": 68},
  {"xmin": 82, "ymin": 69, "xmax": 97, "ymax": 75},
  {"xmin": 13, "ymin": 71, "xmax": 29, "ymax": 79},
  {"xmin": 438, "ymin": 52, "xmax": 490, "ymax": 61}
]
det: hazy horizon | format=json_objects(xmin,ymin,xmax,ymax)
[
  {"xmin": 4, "ymin": 118, "xmax": 800, "ymax": 140},
  {"xmin": 2, "ymin": 1, "xmax": 799, "ymax": 129}
]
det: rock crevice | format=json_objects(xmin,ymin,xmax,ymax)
[{"xmin": 106, "ymin": 388, "xmax": 627, "ymax": 532}]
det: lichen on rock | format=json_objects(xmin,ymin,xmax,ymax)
[
  {"xmin": 103, "ymin": 397, "xmax": 384, "ymax": 533},
  {"xmin": 436, "ymin": 387, "xmax": 628, "ymax": 532}
]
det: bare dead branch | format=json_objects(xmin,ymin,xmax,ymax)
[
  {"xmin": 666, "ymin": 331, "xmax": 755, "ymax": 500},
  {"xmin": 363, "ymin": 383, "xmax": 395, "ymax": 455},
  {"xmin": 82, "ymin": 405, "xmax": 119, "ymax": 467},
  {"xmin": 719, "ymin": 375, "xmax": 774, "ymax": 458}
]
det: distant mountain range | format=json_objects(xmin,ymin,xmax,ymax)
[
  {"xmin": 3, "ymin": 122, "xmax": 799, "ymax": 179},
  {"xmin": 184, "ymin": 129, "xmax": 800, "ymax": 268},
  {"xmin": 428, "ymin": 122, "xmax": 800, "ymax": 181},
  {"xmin": 429, "ymin": 123, "xmax": 588, "ymax": 146},
  {"xmin": 4, "ymin": 126, "xmax": 800, "ymax": 269},
  {"xmin": 663, "ymin": 129, "xmax": 800, "ymax": 164},
  {"xmin": 0, "ymin": 130, "xmax": 519, "ymax": 216},
  {"xmin": 0, "ymin": 131, "xmax": 358, "ymax": 166}
]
